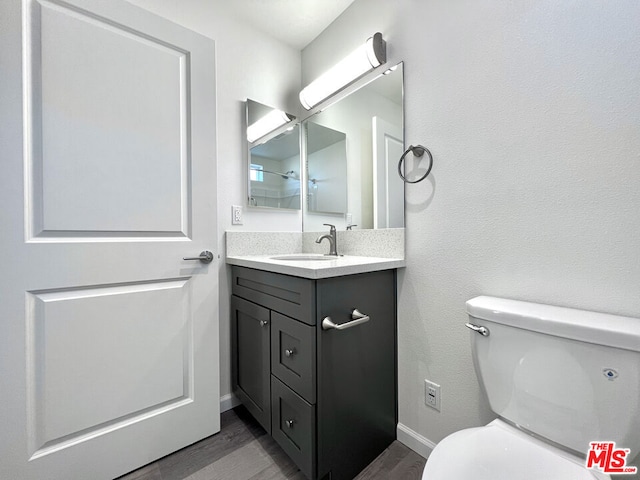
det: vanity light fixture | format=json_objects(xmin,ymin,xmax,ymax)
[
  {"xmin": 299, "ymin": 32, "xmax": 387, "ymax": 110},
  {"xmin": 247, "ymin": 109, "xmax": 295, "ymax": 143}
]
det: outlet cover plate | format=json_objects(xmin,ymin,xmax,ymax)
[
  {"xmin": 232, "ymin": 205, "xmax": 243, "ymax": 225},
  {"xmin": 425, "ymin": 379, "xmax": 441, "ymax": 412}
]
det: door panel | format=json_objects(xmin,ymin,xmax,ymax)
[
  {"xmin": 372, "ymin": 116, "xmax": 404, "ymax": 229},
  {"xmin": 0, "ymin": 1, "xmax": 218, "ymax": 478},
  {"xmin": 28, "ymin": 0, "xmax": 190, "ymax": 238},
  {"xmin": 28, "ymin": 280, "xmax": 190, "ymax": 456}
]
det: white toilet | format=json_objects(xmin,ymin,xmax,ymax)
[{"xmin": 422, "ymin": 296, "xmax": 640, "ymax": 480}]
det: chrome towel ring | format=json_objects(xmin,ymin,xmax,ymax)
[{"xmin": 398, "ymin": 144, "xmax": 433, "ymax": 183}]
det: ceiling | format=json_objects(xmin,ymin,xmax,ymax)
[{"xmin": 224, "ymin": 0, "xmax": 357, "ymax": 50}]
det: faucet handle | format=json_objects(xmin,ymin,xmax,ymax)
[{"xmin": 323, "ymin": 223, "xmax": 336, "ymax": 232}]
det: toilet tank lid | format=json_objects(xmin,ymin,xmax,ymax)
[{"xmin": 466, "ymin": 296, "xmax": 640, "ymax": 352}]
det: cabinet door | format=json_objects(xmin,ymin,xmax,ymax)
[
  {"xmin": 316, "ymin": 270, "xmax": 397, "ymax": 480},
  {"xmin": 231, "ymin": 295, "xmax": 271, "ymax": 433}
]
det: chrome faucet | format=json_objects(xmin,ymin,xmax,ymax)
[{"xmin": 316, "ymin": 223, "xmax": 338, "ymax": 256}]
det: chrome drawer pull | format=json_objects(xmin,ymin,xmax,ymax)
[
  {"xmin": 285, "ymin": 419, "xmax": 295, "ymax": 428},
  {"xmin": 322, "ymin": 308, "xmax": 370, "ymax": 331},
  {"xmin": 465, "ymin": 322, "xmax": 490, "ymax": 336},
  {"xmin": 259, "ymin": 320, "xmax": 268, "ymax": 327},
  {"xmin": 285, "ymin": 348, "xmax": 296, "ymax": 357}
]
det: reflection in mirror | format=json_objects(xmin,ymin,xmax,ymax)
[
  {"xmin": 306, "ymin": 122, "xmax": 347, "ymax": 215},
  {"xmin": 302, "ymin": 63, "xmax": 404, "ymax": 231},
  {"xmin": 246, "ymin": 100, "xmax": 300, "ymax": 210},
  {"xmin": 249, "ymin": 125, "xmax": 301, "ymax": 209}
]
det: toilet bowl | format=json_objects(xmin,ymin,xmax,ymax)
[
  {"xmin": 420, "ymin": 296, "xmax": 640, "ymax": 480},
  {"xmin": 422, "ymin": 419, "xmax": 608, "ymax": 480}
]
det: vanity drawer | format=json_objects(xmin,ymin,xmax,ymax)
[
  {"xmin": 232, "ymin": 266, "xmax": 315, "ymax": 325},
  {"xmin": 271, "ymin": 312, "xmax": 316, "ymax": 404},
  {"xmin": 271, "ymin": 376, "xmax": 316, "ymax": 480}
]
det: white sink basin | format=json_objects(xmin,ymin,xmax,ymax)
[{"xmin": 270, "ymin": 254, "xmax": 336, "ymax": 261}]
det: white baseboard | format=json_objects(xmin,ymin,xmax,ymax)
[
  {"xmin": 397, "ymin": 423, "xmax": 437, "ymax": 460},
  {"xmin": 220, "ymin": 393, "xmax": 241, "ymax": 413}
]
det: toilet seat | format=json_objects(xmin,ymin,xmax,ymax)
[{"xmin": 422, "ymin": 419, "xmax": 609, "ymax": 480}]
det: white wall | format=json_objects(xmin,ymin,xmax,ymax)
[
  {"xmin": 303, "ymin": 0, "xmax": 640, "ymax": 461},
  {"xmin": 126, "ymin": 0, "xmax": 302, "ymax": 402}
]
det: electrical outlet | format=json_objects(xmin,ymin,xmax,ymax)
[
  {"xmin": 425, "ymin": 380, "xmax": 441, "ymax": 412},
  {"xmin": 232, "ymin": 205, "xmax": 243, "ymax": 225}
]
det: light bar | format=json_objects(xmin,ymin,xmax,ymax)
[
  {"xmin": 299, "ymin": 32, "xmax": 386, "ymax": 110},
  {"xmin": 247, "ymin": 109, "xmax": 295, "ymax": 143}
]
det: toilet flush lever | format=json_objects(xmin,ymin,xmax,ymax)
[{"xmin": 465, "ymin": 322, "xmax": 490, "ymax": 336}]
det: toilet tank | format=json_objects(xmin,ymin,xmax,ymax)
[{"xmin": 466, "ymin": 296, "xmax": 640, "ymax": 456}]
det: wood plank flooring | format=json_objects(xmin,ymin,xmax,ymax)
[{"xmin": 117, "ymin": 406, "xmax": 426, "ymax": 480}]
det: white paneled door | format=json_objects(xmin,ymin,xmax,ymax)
[
  {"xmin": 0, "ymin": 1, "xmax": 219, "ymax": 479},
  {"xmin": 372, "ymin": 116, "xmax": 404, "ymax": 228}
]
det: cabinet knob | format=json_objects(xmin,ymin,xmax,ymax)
[
  {"xmin": 284, "ymin": 348, "xmax": 296, "ymax": 357},
  {"xmin": 285, "ymin": 419, "xmax": 295, "ymax": 428},
  {"xmin": 259, "ymin": 320, "xmax": 268, "ymax": 327}
]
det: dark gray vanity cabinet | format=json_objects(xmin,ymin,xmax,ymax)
[{"xmin": 231, "ymin": 266, "xmax": 397, "ymax": 480}]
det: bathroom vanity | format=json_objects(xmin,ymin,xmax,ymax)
[
  {"xmin": 236, "ymin": 46, "xmax": 405, "ymax": 478},
  {"xmin": 230, "ymin": 261, "xmax": 398, "ymax": 480}
]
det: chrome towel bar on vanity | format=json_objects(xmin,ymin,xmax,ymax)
[{"xmin": 322, "ymin": 308, "xmax": 370, "ymax": 331}]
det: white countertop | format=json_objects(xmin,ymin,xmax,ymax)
[{"xmin": 226, "ymin": 254, "xmax": 405, "ymax": 279}]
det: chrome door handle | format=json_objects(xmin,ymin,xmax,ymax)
[
  {"xmin": 183, "ymin": 250, "xmax": 214, "ymax": 264},
  {"xmin": 465, "ymin": 322, "xmax": 490, "ymax": 336},
  {"xmin": 285, "ymin": 348, "xmax": 296, "ymax": 357},
  {"xmin": 322, "ymin": 308, "xmax": 370, "ymax": 331},
  {"xmin": 285, "ymin": 419, "xmax": 295, "ymax": 428}
]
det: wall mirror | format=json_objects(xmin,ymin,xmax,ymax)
[
  {"xmin": 302, "ymin": 62, "xmax": 404, "ymax": 231},
  {"xmin": 246, "ymin": 99, "xmax": 300, "ymax": 210}
]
